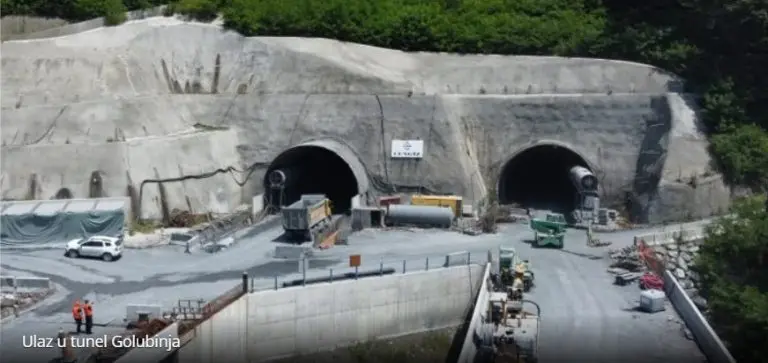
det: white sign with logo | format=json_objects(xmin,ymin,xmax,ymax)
[{"xmin": 390, "ymin": 140, "xmax": 424, "ymax": 159}]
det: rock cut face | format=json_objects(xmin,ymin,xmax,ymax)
[{"xmin": 1, "ymin": 17, "xmax": 724, "ymax": 223}]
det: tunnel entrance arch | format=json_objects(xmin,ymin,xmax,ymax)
[
  {"xmin": 264, "ymin": 138, "xmax": 369, "ymax": 214},
  {"xmin": 498, "ymin": 142, "xmax": 594, "ymax": 217}
]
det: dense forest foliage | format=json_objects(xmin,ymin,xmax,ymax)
[
  {"xmin": 2, "ymin": 0, "xmax": 767, "ymax": 359},
  {"xmin": 693, "ymin": 196, "xmax": 768, "ymax": 362}
]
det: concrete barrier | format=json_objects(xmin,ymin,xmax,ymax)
[
  {"xmin": 351, "ymin": 207, "xmax": 384, "ymax": 231},
  {"xmin": 0, "ymin": 276, "xmax": 52, "ymax": 291},
  {"xmin": 663, "ymin": 270, "xmax": 735, "ymax": 363},
  {"xmin": 634, "ymin": 228, "xmax": 704, "ymax": 246},
  {"xmin": 252, "ymin": 194, "xmax": 265, "ymax": 218},
  {"xmin": 114, "ymin": 322, "xmax": 179, "ymax": 363},
  {"xmin": 457, "ymin": 263, "xmax": 492, "ymax": 363},
  {"xmin": 351, "ymin": 194, "xmax": 365, "ymax": 209},
  {"xmin": 178, "ymin": 264, "xmax": 484, "ymax": 362}
]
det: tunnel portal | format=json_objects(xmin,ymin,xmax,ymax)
[
  {"xmin": 498, "ymin": 144, "xmax": 592, "ymax": 216},
  {"xmin": 264, "ymin": 145, "xmax": 359, "ymax": 214}
]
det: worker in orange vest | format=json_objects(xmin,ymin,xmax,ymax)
[
  {"xmin": 83, "ymin": 300, "xmax": 94, "ymax": 334},
  {"xmin": 71, "ymin": 300, "xmax": 83, "ymax": 334}
]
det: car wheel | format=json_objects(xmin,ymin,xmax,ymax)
[
  {"xmin": 67, "ymin": 250, "xmax": 79, "ymax": 258},
  {"xmin": 101, "ymin": 253, "xmax": 113, "ymax": 262}
]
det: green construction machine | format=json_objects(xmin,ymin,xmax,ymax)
[{"xmin": 529, "ymin": 213, "xmax": 567, "ymax": 248}]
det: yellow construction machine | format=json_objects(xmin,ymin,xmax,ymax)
[
  {"xmin": 499, "ymin": 247, "xmax": 534, "ymax": 292},
  {"xmin": 476, "ymin": 246, "xmax": 540, "ymax": 363}
]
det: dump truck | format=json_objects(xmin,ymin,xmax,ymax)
[
  {"xmin": 529, "ymin": 213, "xmax": 566, "ymax": 248},
  {"xmin": 281, "ymin": 195, "xmax": 332, "ymax": 242},
  {"xmin": 499, "ymin": 247, "xmax": 534, "ymax": 292}
]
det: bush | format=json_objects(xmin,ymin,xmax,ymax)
[
  {"xmin": 692, "ymin": 196, "xmax": 768, "ymax": 362},
  {"xmin": 220, "ymin": 0, "xmax": 606, "ymax": 56},
  {"xmin": 103, "ymin": 0, "xmax": 128, "ymax": 25},
  {"xmin": 710, "ymin": 124, "xmax": 768, "ymax": 186},
  {"xmin": 173, "ymin": 0, "xmax": 219, "ymax": 22}
]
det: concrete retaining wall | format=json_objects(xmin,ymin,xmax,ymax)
[
  {"xmin": 178, "ymin": 297, "xmax": 249, "ymax": 363},
  {"xmin": 663, "ymin": 270, "xmax": 735, "ymax": 363},
  {"xmin": 179, "ymin": 264, "xmax": 484, "ymax": 362},
  {"xmin": 114, "ymin": 322, "xmax": 179, "ymax": 363},
  {"xmin": 0, "ymin": 275, "xmax": 51, "ymax": 291},
  {"xmin": 457, "ymin": 263, "xmax": 492, "ymax": 363}
]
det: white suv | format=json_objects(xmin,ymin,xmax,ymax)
[{"xmin": 65, "ymin": 236, "xmax": 123, "ymax": 261}]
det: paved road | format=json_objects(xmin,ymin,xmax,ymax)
[{"xmin": 0, "ymin": 220, "xmax": 708, "ymax": 363}]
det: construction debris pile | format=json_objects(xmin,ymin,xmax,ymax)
[
  {"xmin": 607, "ymin": 241, "xmax": 708, "ymax": 310},
  {"xmin": 496, "ymin": 205, "xmax": 530, "ymax": 223},
  {"xmin": 1, "ymin": 289, "xmax": 55, "ymax": 319},
  {"xmin": 607, "ymin": 245, "xmax": 664, "ymax": 289},
  {"xmin": 609, "ymin": 245, "xmax": 645, "ymax": 272},
  {"xmin": 168, "ymin": 209, "xmax": 209, "ymax": 228}
]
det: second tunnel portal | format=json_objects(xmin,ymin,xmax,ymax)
[
  {"xmin": 264, "ymin": 142, "xmax": 363, "ymax": 214},
  {"xmin": 498, "ymin": 144, "xmax": 595, "ymax": 217}
]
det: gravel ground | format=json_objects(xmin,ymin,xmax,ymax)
[{"xmin": 0, "ymin": 220, "xmax": 707, "ymax": 363}]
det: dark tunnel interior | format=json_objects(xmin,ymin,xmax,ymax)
[
  {"xmin": 264, "ymin": 146, "xmax": 359, "ymax": 214},
  {"xmin": 498, "ymin": 145, "xmax": 590, "ymax": 217}
]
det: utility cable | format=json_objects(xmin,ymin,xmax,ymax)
[{"xmin": 374, "ymin": 95, "xmax": 392, "ymax": 189}]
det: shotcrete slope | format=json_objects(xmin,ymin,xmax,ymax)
[{"xmin": 0, "ymin": 17, "xmax": 728, "ymax": 222}]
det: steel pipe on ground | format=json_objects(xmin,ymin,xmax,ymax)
[{"xmin": 385, "ymin": 205, "xmax": 453, "ymax": 228}]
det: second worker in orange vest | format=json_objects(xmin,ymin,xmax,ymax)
[
  {"xmin": 71, "ymin": 300, "xmax": 83, "ymax": 334},
  {"xmin": 83, "ymin": 300, "xmax": 94, "ymax": 335}
]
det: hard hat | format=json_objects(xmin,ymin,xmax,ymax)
[{"xmin": 515, "ymin": 264, "xmax": 526, "ymax": 274}]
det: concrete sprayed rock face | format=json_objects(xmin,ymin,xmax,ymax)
[{"xmin": 0, "ymin": 18, "xmax": 730, "ymax": 221}]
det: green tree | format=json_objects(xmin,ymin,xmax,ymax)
[
  {"xmin": 71, "ymin": 0, "xmax": 127, "ymax": 23},
  {"xmin": 710, "ymin": 124, "xmax": 768, "ymax": 186},
  {"xmin": 693, "ymin": 196, "xmax": 768, "ymax": 362}
]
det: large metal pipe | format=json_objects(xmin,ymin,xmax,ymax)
[
  {"xmin": 385, "ymin": 205, "xmax": 453, "ymax": 228},
  {"xmin": 267, "ymin": 167, "xmax": 302, "ymax": 188},
  {"xmin": 569, "ymin": 166, "xmax": 598, "ymax": 192}
]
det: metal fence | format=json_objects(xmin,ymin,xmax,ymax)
[{"xmin": 246, "ymin": 251, "xmax": 486, "ymax": 293}]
